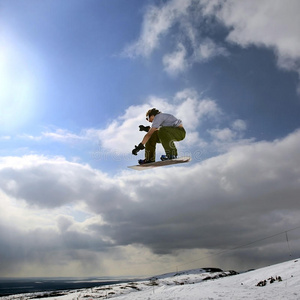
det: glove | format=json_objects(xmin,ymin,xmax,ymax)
[
  {"xmin": 139, "ymin": 125, "xmax": 150, "ymax": 132},
  {"xmin": 132, "ymin": 143, "xmax": 145, "ymax": 155}
]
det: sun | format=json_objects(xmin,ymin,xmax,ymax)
[{"xmin": 0, "ymin": 36, "xmax": 40, "ymax": 132}]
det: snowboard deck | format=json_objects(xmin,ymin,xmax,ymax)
[{"xmin": 128, "ymin": 156, "xmax": 191, "ymax": 171}]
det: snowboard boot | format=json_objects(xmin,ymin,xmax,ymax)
[
  {"xmin": 138, "ymin": 159, "xmax": 153, "ymax": 165},
  {"xmin": 160, "ymin": 155, "xmax": 177, "ymax": 161}
]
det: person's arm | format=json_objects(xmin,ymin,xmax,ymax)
[
  {"xmin": 132, "ymin": 127, "xmax": 158, "ymax": 155},
  {"xmin": 141, "ymin": 127, "xmax": 157, "ymax": 145}
]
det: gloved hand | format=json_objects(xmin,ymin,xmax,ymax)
[
  {"xmin": 139, "ymin": 125, "xmax": 150, "ymax": 132},
  {"xmin": 132, "ymin": 143, "xmax": 145, "ymax": 155}
]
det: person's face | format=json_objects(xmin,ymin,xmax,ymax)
[{"xmin": 146, "ymin": 115, "xmax": 154, "ymax": 123}]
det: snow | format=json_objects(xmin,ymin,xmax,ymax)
[{"xmin": 2, "ymin": 258, "xmax": 300, "ymax": 300}]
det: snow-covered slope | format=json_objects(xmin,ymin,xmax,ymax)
[{"xmin": 2, "ymin": 258, "xmax": 300, "ymax": 300}]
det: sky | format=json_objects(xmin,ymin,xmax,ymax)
[{"xmin": 0, "ymin": 0, "xmax": 300, "ymax": 278}]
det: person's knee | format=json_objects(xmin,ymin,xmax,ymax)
[{"xmin": 148, "ymin": 130, "xmax": 160, "ymax": 144}]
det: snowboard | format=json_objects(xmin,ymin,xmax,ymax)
[{"xmin": 128, "ymin": 156, "xmax": 191, "ymax": 171}]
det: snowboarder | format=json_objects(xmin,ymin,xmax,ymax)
[{"xmin": 132, "ymin": 108, "xmax": 186, "ymax": 164}]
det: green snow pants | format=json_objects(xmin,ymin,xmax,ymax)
[{"xmin": 145, "ymin": 126, "xmax": 186, "ymax": 162}]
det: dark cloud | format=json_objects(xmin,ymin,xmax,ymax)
[
  {"xmin": 0, "ymin": 219, "xmax": 112, "ymax": 275},
  {"xmin": 0, "ymin": 130, "xmax": 300, "ymax": 274},
  {"xmin": 0, "ymin": 157, "xmax": 124, "ymax": 209},
  {"xmin": 89, "ymin": 130, "xmax": 300, "ymax": 257}
]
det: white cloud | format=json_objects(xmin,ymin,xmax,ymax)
[
  {"xmin": 207, "ymin": 118, "xmax": 251, "ymax": 153},
  {"xmin": 122, "ymin": 0, "xmax": 192, "ymax": 58},
  {"xmin": 90, "ymin": 104, "xmax": 150, "ymax": 154},
  {"xmin": 41, "ymin": 129, "xmax": 90, "ymax": 143},
  {"xmin": 18, "ymin": 88, "xmax": 248, "ymax": 161},
  {"xmin": 24, "ymin": 89, "xmax": 245, "ymax": 157},
  {"xmin": 200, "ymin": 0, "xmax": 300, "ymax": 92},
  {"xmin": 122, "ymin": 0, "xmax": 228, "ymax": 75},
  {"xmin": 0, "ymin": 135, "xmax": 11, "ymax": 140},
  {"xmin": 163, "ymin": 43, "xmax": 188, "ymax": 76},
  {"xmin": 124, "ymin": 0, "xmax": 300, "ymax": 86},
  {"xmin": 209, "ymin": 127, "xmax": 236, "ymax": 142},
  {"xmin": 195, "ymin": 38, "xmax": 229, "ymax": 62},
  {"xmin": 162, "ymin": 39, "xmax": 228, "ymax": 76},
  {"xmin": 206, "ymin": 0, "xmax": 300, "ymax": 74},
  {"xmin": 20, "ymin": 128, "xmax": 98, "ymax": 144},
  {"xmin": 92, "ymin": 89, "xmax": 222, "ymax": 154},
  {"xmin": 208, "ymin": 119, "xmax": 247, "ymax": 142},
  {"xmin": 232, "ymin": 119, "xmax": 247, "ymax": 132}
]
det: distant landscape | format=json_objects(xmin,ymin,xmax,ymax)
[
  {"xmin": 0, "ymin": 277, "xmax": 132, "ymax": 297},
  {"xmin": 1, "ymin": 259, "xmax": 299, "ymax": 300}
]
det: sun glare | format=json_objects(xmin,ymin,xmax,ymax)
[{"xmin": 0, "ymin": 35, "xmax": 41, "ymax": 132}]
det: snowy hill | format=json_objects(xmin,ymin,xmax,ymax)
[{"xmin": 2, "ymin": 258, "xmax": 299, "ymax": 300}]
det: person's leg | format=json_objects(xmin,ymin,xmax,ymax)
[
  {"xmin": 158, "ymin": 127, "xmax": 186, "ymax": 157},
  {"xmin": 145, "ymin": 130, "xmax": 160, "ymax": 162}
]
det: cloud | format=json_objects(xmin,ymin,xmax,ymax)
[
  {"xmin": 91, "ymin": 89, "xmax": 224, "ymax": 154},
  {"xmin": 0, "ymin": 155, "xmax": 118, "ymax": 209},
  {"xmin": 94, "ymin": 129, "xmax": 300, "ymax": 258},
  {"xmin": 42, "ymin": 129, "xmax": 90, "ymax": 143},
  {"xmin": 22, "ymin": 89, "xmax": 248, "ymax": 158},
  {"xmin": 0, "ymin": 219, "xmax": 111, "ymax": 276},
  {"xmin": 204, "ymin": 0, "xmax": 300, "ymax": 83},
  {"xmin": 19, "ymin": 89, "xmax": 222, "ymax": 157},
  {"xmin": 122, "ymin": 0, "xmax": 192, "ymax": 58},
  {"xmin": 1, "ymin": 129, "xmax": 300, "ymax": 274},
  {"xmin": 20, "ymin": 128, "xmax": 95, "ymax": 143},
  {"xmin": 0, "ymin": 135, "xmax": 11, "ymax": 140},
  {"xmin": 163, "ymin": 43, "xmax": 188, "ymax": 76},
  {"xmin": 194, "ymin": 38, "xmax": 229, "ymax": 62},
  {"xmin": 0, "ymin": 188, "xmax": 112, "ymax": 276},
  {"xmin": 163, "ymin": 38, "xmax": 228, "ymax": 76},
  {"xmin": 122, "ymin": 0, "xmax": 228, "ymax": 75},
  {"xmin": 207, "ymin": 119, "xmax": 250, "ymax": 152},
  {"xmin": 232, "ymin": 119, "xmax": 247, "ymax": 132},
  {"xmin": 123, "ymin": 0, "xmax": 300, "ymax": 89},
  {"xmin": 208, "ymin": 127, "xmax": 237, "ymax": 142}
]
